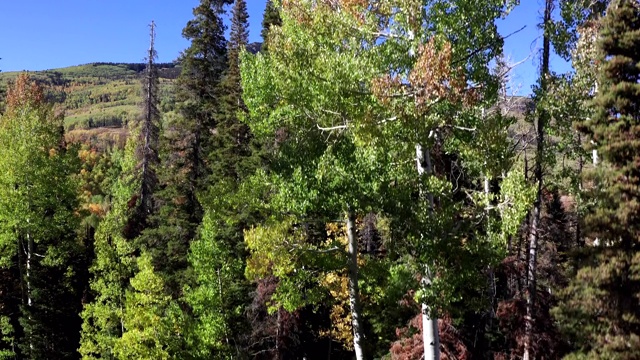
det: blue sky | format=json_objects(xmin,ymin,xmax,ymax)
[{"xmin": 0, "ymin": 0, "xmax": 571, "ymax": 94}]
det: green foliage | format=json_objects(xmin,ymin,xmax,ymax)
[
  {"xmin": 494, "ymin": 169, "xmax": 537, "ymax": 245},
  {"xmin": 555, "ymin": 1, "xmax": 640, "ymax": 358},
  {"xmin": 0, "ymin": 2, "xmax": 627, "ymax": 359},
  {"xmin": 187, "ymin": 195, "xmax": 248, "ymax": 357},
  {"xmin": 113, "ymin": 253, "xmax": 184, "ymax": 360},
  {"xmin": 0, "ymin": 316, "xmax": 14, "ymax": 360},
  {"xmin": 79, "ymin": 138, "xmax": 139, "ymax": 359},
  {"xmin": 0, "ymin": 74, "xmax": 84, "ymax": 359},
  {"xmin": 241, "ymin": 5, "xmax": 516, "ymax": 359}
]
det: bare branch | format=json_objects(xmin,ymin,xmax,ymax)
[{"xmin": 317, "ymin": 123, "xmax": 348, "ymax": 131}]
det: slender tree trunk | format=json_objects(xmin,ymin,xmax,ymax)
[
  {"xmin": 523, "ymin": 2, "xmax": 552, "ymax": 359},
  {"xmin": 346, "ymin": 210, "xmax": 364, "ymax": 360},
  {"xmin": 26, "ymin": 225, "xmax": 34, "ymax": 354},
  {"xmin": 485, "ymin": 174, "xmax": 497, "ymax": 331},
  {"xmin": 577, "ymin": 133, "xmax": 584, "ymax": 247},
  {"xmin": 415, "ymin": 144, "xmax": 440, "ymax": 360}
]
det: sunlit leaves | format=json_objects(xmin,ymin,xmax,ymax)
[
  {"xmin": 113, "ymin": 253, "xmax": 183, "ymax": 360},
  {"xmin": 245, "ymin": 217, "xmax": 303, "ymax": 280}
]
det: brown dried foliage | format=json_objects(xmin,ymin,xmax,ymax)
[
  {"xmin": 371, "ymin": 74, "xmax": 402, "ymax": 106},
  {"xmin": 372, "ymin": 39, "xmax": 478, "ymax": 116},
  {"xmin": 247, "ymin": 276, "xmax": 303, "ymax": 359},
  {"xmin": 5, "ymin": 74, "xmax": 45, "ymax": 115},
  {"xmin": 339, "ymin": 0, "xmax": 369, "ymax": 21},
  {"xmin": 390, "ymin": 313, "xmax": 471, "ymax": 360},
  {"xmin": 409, "ymin": 40, "xmax": 474, "ymax": 109}
]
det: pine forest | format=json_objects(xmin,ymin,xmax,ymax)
[{"xmin": 0, "ymin": 0, "xmax": 639, "ymax": 359}]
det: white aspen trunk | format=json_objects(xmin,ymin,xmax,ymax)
[
  {"xmin": 26, "ymin": 226, "xmax": 34, "ymax": 353},
  {"xmin": 346, "ymin": 211, "xmax": 364, "ymax": 360},
  {"xmin": 485, "ymin": 175, "xmax": 497, "ymax": 329},
  {"xmin": 523, "ymin": 196, "xmax": 541, "ymax": 360},
  {"xmin": 415, "ymin": 144, "xmax": 440, "ymax": 360},
  {"xmin": 421, "ymin": 266, "xmax": 440, "ymax": 360}
]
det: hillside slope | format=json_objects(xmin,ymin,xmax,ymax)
[{"xmin": 0, "ymin": 62, "xmax": 179, "ymax": 149}]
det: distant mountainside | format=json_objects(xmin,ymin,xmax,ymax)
[
  {"xmin": 0, "ymin": 42, "xmax": 264, "ymax": 150},
  {"xmin": 0, "ymin": 62, "xmax": 179, "ymax": 149}
]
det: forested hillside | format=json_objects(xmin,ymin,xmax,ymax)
[
  {"xmin": 0, "ymin": 62, "xmax": 179, "ymax": 149},
  {"xmin": 0, "ymin": 0, "xmax": 639, "ymax": 359}
]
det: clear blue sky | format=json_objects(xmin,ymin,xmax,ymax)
[{"xmin": 0, "ymin": 0, "xmax": 570, "ymax": 94}]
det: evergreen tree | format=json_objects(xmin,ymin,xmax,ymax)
[
  {"xmin": 80, "ymin": 24, "xmax": 167, "ymax": 359},
  {"xmin": 556, "ymin": 0, "xmax": 640, "ymax": 358},
  {"xmin": 211, "ymin": 0, "xmax": 254, "ymax": 182},
  {"xmin": 0, "ymin": 74, "xmax": 85, "ymax": 359},
  {"xmin": 145, "ymin": 0, "xmax": 229, "ymax": 296},
  {"xmin": 171, "ymin": 0, "xmax": 229, "ymax": 189},
  {"xmin": 133, "ymin": 20, "xmax": 160, "ymax": 234},
  {"xmin": 260, "ymin": 0, "xmax": 282, "ymax": 53},
  {"xmin": 186, "ymin": 0, "xmax": 266, "ymax": 356}
]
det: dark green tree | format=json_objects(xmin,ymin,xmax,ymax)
[
  {"xmin": 260, "ymin": 0, "xmax": 282, "ymax": 52},
  {"xmin": 135, "ymin": 21, "xmax": 161, "ymax": 230},
  {"xmin": 555, "ymin": 0, "xmax": 640, "ymax": 358},
  {"xmin": 144, "ymin": 0, "xmax": 230, "ymax": 296},
  {"xmin": 186, "ymin": 0, "xmax": 267, "ymax": 356},
  {"xmin": 210, "ymin": 0, "xmax": 254, "ymax": 182},
  {"xmin": 171, "ymin": 0, "xmax": 229, "ymax": 190}
]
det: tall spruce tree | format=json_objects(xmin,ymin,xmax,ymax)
[
  {"xmin": 186, "ymin": 0, "xmax": 265, "ymax": 356},
  {"xmin": 144, "ymin": 0, "xmax": 229, "ymax": 296},
  {"xmin": 170, "ymin": 0, "xmax": 229, "ymax": 189},
  {"xmin": 209, "ymin": 0, "xmax": 254, "ymax": 182},
  {"xmin": 79, "ymin": 23, "xmax": 167, "ymax": 359},
  {"xmin": 555, "ymin": 0, "xmax": 640, "ymax": 358},
  {"xmin": 134, "ymin": 20, "xmax": 160, "ymax": 233}
]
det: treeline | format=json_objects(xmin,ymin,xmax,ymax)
[{"xmin": 0, "ymin": 0, "xmax": 639, "ymax": 359}]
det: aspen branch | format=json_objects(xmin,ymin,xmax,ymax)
[
  {"xmin": 449, "ymin": 125, "xmax": 477, "ymax": 132},
  {"xmin": 317, "ymin": 123, "xmax": 348, "ymax": 131}
]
